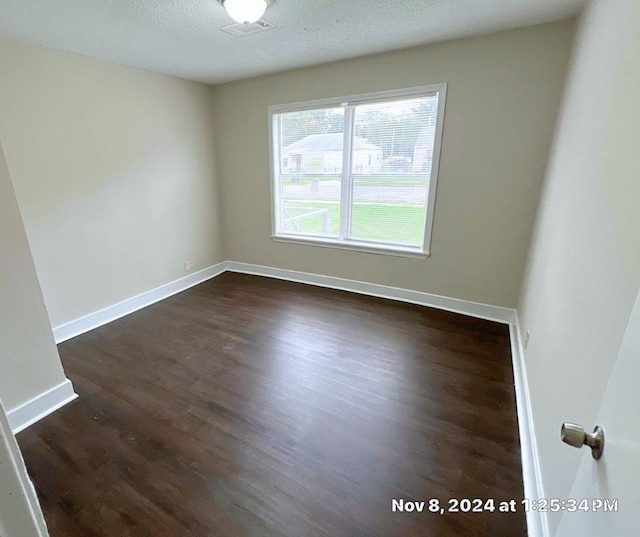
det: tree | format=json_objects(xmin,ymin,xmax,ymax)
[
  {"xmin": 281, "ymin": 109, "xmax": 344, "ymax": 147},
  {"xmin": 279, "ymin": 96, "xmax": 438, "ymax": 160},
  {"xmin": 354, "ymin": 99, "xmax": 437, "ymax": 158}
]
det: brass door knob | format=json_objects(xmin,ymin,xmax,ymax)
[{"xmin": 561, "ymin": 423, "xmax": 605, "ymax": 460}]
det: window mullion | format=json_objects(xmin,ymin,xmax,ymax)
[{"xmin": 339, "ymin": 105, "xmax": 355, "ymax": 240}]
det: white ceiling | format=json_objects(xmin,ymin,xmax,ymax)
[{"xmin": 0, "ymin": 0, "xmax": 586, "ymax": 85}]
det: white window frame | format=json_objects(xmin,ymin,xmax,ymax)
[{"xmin": 268, "ymin": 83, "xmax": 447, "ymax": 258}]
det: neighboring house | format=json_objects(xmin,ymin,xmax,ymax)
[
  {"xmin": 412, "ymin": 124, "xmax": 436, "ymax": 173},
  {"xmin": 283, "ymin": 133, "xmax": 382, "ymax": 174}
]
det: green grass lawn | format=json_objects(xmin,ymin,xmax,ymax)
[{"xmin": 283, "ymin": 201, "xmax": 425, "ymax": 246}]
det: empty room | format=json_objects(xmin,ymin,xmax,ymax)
[{"xmin": 0, "ymin": 0, "xmax": 638, "ymax": 536}]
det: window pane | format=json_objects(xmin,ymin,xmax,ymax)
[
  {"xmin": 351, "ymin": 96, "xmax": 438, "ymax": 175},
  {"xmin": 349, "ymin": 96, "xmax": 438, "ymax": 247},
  {"xmin": 277, "ymin": 107, "xmax": 344, "ymax": 237},
  {"xmin": 350, "ymin": 175, "xmax": 429, "ymax": 246},
  {"xmin": 279, "ymin": 107, "xmax": 345, "ymax": 175}
]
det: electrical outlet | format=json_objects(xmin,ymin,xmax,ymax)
[
  {"xmin": 524, "ymin": 330, "xmax": 531, "ymax": 349},
  {"xmin": 184, "ymin": 261, "xmax": 191, "ymax": 273}
]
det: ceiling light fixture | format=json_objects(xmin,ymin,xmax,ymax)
[{"xmin": 221, "ymin": 0, "xmax": 268, "ymax": 24}]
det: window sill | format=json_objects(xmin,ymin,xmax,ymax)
[{"xmin": 271, "ymin": 235, "xmax": 430, "ymax": 259}]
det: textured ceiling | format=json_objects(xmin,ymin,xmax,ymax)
[{"xmin": 0, "ymin": 0, "xmax": 586, "ymax": 84}]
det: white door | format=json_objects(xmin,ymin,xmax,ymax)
[
  {"xmin": 557, "ymin": 289, "xmax": 640, "ymax": 536},
  {"xmin": 0, "ymin": 398, "xmax": 49, "ymax": 537}
]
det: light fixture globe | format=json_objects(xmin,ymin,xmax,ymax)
[{"xmin": 223, "ymin": 0, "xmax": 267, "ymax": 24}]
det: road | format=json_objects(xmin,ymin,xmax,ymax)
[{"xmin": 282, "ymin": 180, "xmax": 427, "ymax": 204}]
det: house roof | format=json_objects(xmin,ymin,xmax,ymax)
[{"xmin": 284, "ymin": 133, "xmax": 381, "ymax": 154}]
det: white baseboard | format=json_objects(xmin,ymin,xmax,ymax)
[
  {"xmin": 510, "ymin": 315, "xmax": 548, "ymax": 537},
  {"xmin": 7, "ymin": 379, "xmax": 77, "ymax": 434},
  {"xmin": 53, "ymin": 261, "xmax": 227, "ymax": 343},
  {"xmin": 0, "ymin": 400, "xmax": 50, "ymax": 536},
  {"xmin": 225, "ymin": 261, "xmax": 516, "ymax": 324}
]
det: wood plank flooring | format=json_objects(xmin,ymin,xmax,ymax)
[{"xmin": 17, "ymin": 272, "xmax": 526, "ymax": 536}]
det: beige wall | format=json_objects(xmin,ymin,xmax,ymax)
[
  {"xmin": 0, "ymin": 141, "xmax": 68, "ymax": 411},
  {"xmin": 212, "ymin": 21, "xmax": 575, "ymax": 308},
  {"xmin": 517, "ymin": 1, "xmax": 640, "ymax": 534},
  {"xmin": 0, "ymin": 38, "xmax": 223, "ymax": 328}
]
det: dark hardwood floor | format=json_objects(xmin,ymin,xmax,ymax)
[{"xmin": 17, "ymin": 272, "xmax": 526, "ymax": 536}]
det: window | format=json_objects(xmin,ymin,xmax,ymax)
[{"xmin": 269, "ymin": 84, "xmax": 447, "ymax": 257}]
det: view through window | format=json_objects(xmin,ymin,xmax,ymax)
[{"xmin": 270, "ymin": 85, "xmax": 446, "ymax": 255}]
